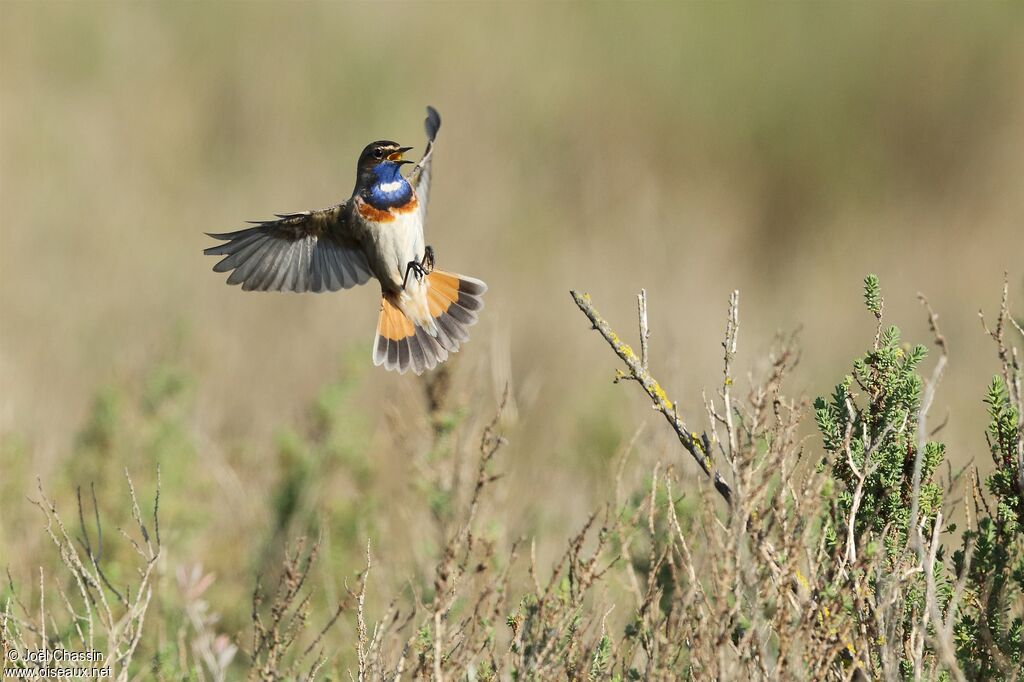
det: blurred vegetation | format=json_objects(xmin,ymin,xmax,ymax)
[
  {"xmin": 2, "ymin": 2, "xmax": 1024, "ymax": 679},
  {"xmin": 2, "ymin": 276, "xmax": 1020, "ymax": 679}
]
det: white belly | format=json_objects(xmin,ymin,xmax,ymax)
[{"xmin": 364, "ymin": 209, "xmax": 425, "ymax": 292}]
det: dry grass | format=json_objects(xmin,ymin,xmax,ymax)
[
  {"xmin": 3, "ymin": 4, "xmax": 1024, "ymax": 680},
  {"xmin": 3, "ymin": 279, "xmax": 1020, "ymax": 679}
]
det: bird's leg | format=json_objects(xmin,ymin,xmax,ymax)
[{"xmin": 401, "ymin": 247, "xmax": 436, "ymax": 289}]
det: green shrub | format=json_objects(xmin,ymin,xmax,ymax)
[{"xmin": 3, "ymin": 277, "xmax": 1021, "ymax": 680}]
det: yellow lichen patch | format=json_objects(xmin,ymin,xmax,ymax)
[{"xmin": 651, "ymin": 381, "xmax": 671, "ymax": 406}]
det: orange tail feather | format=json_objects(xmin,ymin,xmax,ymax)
[{"xmin": 373, "ymin": 270, "xmax": 487, "ymax": 375}]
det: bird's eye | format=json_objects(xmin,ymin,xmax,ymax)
[{"xmin": 373, "ymin": 149, "xmax": 383, "ymax": 160}]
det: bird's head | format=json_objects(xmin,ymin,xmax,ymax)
[
  {"xmin": 356, "ymin": 141, "xmax": 415, "ymax": 207},
  {"xmin": 357, "ymin": 140, "xmax": 413, "ymax": 178}
]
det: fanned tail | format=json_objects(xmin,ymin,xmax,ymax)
[{"xmin": 373, "ymin": 270, "xmax": 487, "ymax": 375}]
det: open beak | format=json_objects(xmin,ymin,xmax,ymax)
[{"xmin": 387, "ymin": 146, "xmax": 414, "ymax": 163}]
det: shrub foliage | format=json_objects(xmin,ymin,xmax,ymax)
[{"xmin": 2, "ymin": 276, "xmax": 1022, "ymax": 680}]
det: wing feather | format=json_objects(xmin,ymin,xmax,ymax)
[
  {"xmin": 270, "ymin": 244, "xmax": 297, "ymax": 292},
  {"xmin": 204, "ymin": 202, "xmax": 372, "ymax": 293},
  {"xmin": 409, "ymin": 106, "xmax": 441, "ymax": 222},
  {"xmin": 310, "ymin": 243, "xmax": 326, "ymax": 291}
]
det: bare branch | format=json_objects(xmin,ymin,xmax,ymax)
[
  {"xmin": 909, "ymin": 293, "xmax": 949, "ymax": 554},
  {"xmin": 570, "ymin": 290, "xmax": 732, "ymax": 503}
]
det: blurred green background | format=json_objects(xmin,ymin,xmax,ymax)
[{"xmin": 1, "ymin": 0, "xmax": 1022, "ymax": 665}]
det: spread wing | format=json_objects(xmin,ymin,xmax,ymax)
[
  {"xmin": 204, "ymin": 203, "xmax": 373, "ymax": 292},
  {"xmin": 409, "ymin": 106, "xmax": 441, "ymax": 219}
]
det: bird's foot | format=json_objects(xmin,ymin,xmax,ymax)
[
  {"xmin": 402, "ymin": 247, "xmax": 435, "ymax": 289},
  {"xmin": 421, "ymin": 245, "xmax": 435, "ymax": 273},
  {"xmin": 402, "ymin": 260, "xmax": 428, "ymax": 288}
]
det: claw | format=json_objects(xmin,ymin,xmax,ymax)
[
  {"xmin": 401, "ymin": 247, "xmax": 437, "ymax": 289},
  {"xmin": 402, "ymin": 260, "xmax": 428, "ymax": 289}
]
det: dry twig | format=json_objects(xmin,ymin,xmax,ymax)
[{"xmin": 570, "ymin": 290, "xmax": 732, "ymax": 502}]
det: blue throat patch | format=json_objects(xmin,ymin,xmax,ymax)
[{"xmin": 366, "ymin": 162, "xmax": 412, "ymax": 209}]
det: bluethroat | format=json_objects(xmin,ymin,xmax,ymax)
[{"xmin": 204, "ymin": 107, "xmax": 486, "ymax": 375}]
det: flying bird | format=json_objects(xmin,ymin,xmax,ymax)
[{"xmin": 204, "ymin": 107, "xmax": 486, "ymax": 375}]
